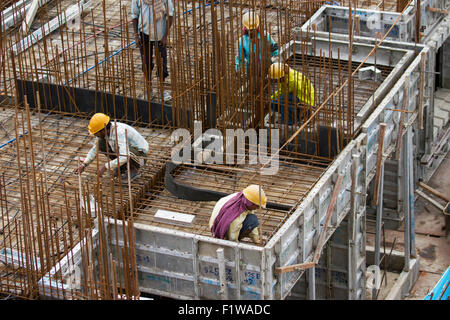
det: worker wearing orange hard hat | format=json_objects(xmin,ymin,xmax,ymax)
[
  {"xmin": 209, "ymin": 185, "xmax": 267, "ymax": 245},
  {"xmin": 74, "ymin": 113, "xmax": 149, "ymax": 182},
  {"xmin": 269, "ymin": 62, "xmax": 315, "ymax": 125}
]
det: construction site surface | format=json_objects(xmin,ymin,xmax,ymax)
[{"xmin": 0, "ymin": 0, "xmax": 449, "ymax": 301}]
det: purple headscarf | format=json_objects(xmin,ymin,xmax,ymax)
[{"xmin": 211, "ymin": 192, "xmax": 255, "ymax": 239}]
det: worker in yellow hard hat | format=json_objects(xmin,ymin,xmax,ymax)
[
  {"xmin": 74, "ymin": 113, "xmax": 149, "ymax": 182},
  {"xmin": 269, "ymin": 62, "xmax": 315, "ymax": 125},
  {"xmin": 235, "ymin": 11, "xmax": 279, "ymax": 73},
  {"xmin": 209, "ymin": 185, "xmax": 267, "ymax": 245}
]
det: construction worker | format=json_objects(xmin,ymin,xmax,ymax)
[
  {"xmin": 74, "ymin": 113, "xmax": 149, "ymax": 181},
  {"xmin": 269, "ymin": 62, "xmax": 315, "ymax": 125},
  {"xmin": 209, "ymin": 185, "xmax": 267, "ymax": 245},
  {"xmin": 131, "ymin": 0, "xmax": 174, "ymax": 102},
  {"xmin": 235, "ymin": 11, "xmax": 279, "ymax": 73}
]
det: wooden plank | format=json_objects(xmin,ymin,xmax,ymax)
[
  {"xmin": 427, "ymin": 7, "xmax": 449, "ymax": 15},
  {"xmin": 416, "ymin": 190, "xmax": 445, "ymax": 211},
  {"xmin": 313, "ymin": 173, "xmax": 344, "ymax": 263},
  {"xmin": 153, "ymin": 209, "xmax": 196, "ymax": 227},
  {"xmin": 274, "ymin": 262, "xmax": 316, "ymax": 275},
  {"xmin": 418, "ymin": 181, "xmax": 450, "ymax": 202}
]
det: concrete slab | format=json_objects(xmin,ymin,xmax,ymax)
[
  {"xmin": 404, "ymin": 271, "xmax": 443, "ymax": 300},
  {"xmin": 436, "ymin": 99, "xmax": 450, "ymax": 112},
  {"xmin": 426, "ymin": 154, "xmax": 450, "ymax": 239},
  {"xmin": 434, "ymin": 99, "xmax": 444, "ymax": 109},
  {"xmin": 399, "ymin": 197, "xmax": 446, "ymax": 237},
  {"xmin": 434, "ymin": 117, "xmax": 444, "ymax": 129},
  {"xmin": 434, "ymin": 126, "xmax": 439, "ymax": 140},
  {"xmin": 367, "ymin": 230, "xmax": 450, "ymax": 274},
  {"xmin": 434, "ymin": 107, "xmax": 449, "ymax": 124},
  {"xmin": 385, "ymin": 258, "xmax": 420, "ymax": 300},
  {"xmin": 365, "ymin": 271, "xmax": 400, "ymax": 300},
  {"xmin": 446, "ymin": 94, "xmax": 450, "ymax": 104},
  {"xmin": 435, "ymin": 89, "xmax": 450, "ymax": 100},
  {"xmin": 426, "ymin": 156, "xmax": 450, "ymax": 198}
]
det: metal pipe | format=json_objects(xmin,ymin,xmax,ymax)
[
  {"xmin": 308, "ymin": 266, "xmax": 316, "ymax": 300},
  {"xmin": 408, "ymin": 128, "xmax": 415, "ymax": 257},
  {"xmin": 373, "ymin": 163, "xmax": 384, "ymax": 299},
  {"xmin": 402, "ymin": 127, "xmax": 410, "ymax": 271},
  {"xmin": 216, "ymin": 247, "xmax": 228, "ymax": 300}
]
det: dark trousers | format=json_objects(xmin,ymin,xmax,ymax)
[
  {"xmin": 98, "ymin": 138, "xmax": 141, "ymax": 173},
  {"xmin": 270, "ymin": 93, "xmax": 311, "ymax": 125},
  {"xmin": 139, "ymin": 32, "xmax": 169, "ymax": 83}
]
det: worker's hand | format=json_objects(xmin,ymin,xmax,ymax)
[
  {"xmin": 252, "ymin": 237, "xmax": 262, "ymax": 245},
  {"xmin": 74, "ymin": 163, "xmax": 86, "ymax": 175},
  {"xmin": 134, "ymin": 33, "xmax": 141, "ymax": 48},
  {"xmin": 97, "ymin": 165, "xmax": 107, "ymax": 178}
]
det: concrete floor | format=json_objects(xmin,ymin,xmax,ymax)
[
  {"xmin": 365, "ymin": 271, "xmax": 400, "ymax": 300},
  {"xmin": 404, "ymin": 152, "xmax": 450, "ymax": 299},
  {"xmin": 366, "ymin": 150, "xmax": 450, "ymax": 300}
]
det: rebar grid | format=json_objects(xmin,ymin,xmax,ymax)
[
  {"xmin": 0, "ymin": 107, "xmax": 174, "ymax": 299},
  {"xmin": 0, "ymin": 0, "xmax": 416, "ymax": 299}
]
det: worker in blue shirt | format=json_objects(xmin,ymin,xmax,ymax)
[
  {"xmin": 131, "ymin": 0, "xmax": 174, "ymax": 102},
  {"xmin": 235, "ymin": 11, "xmax": 279, "ymax": 124},
  {"xmin": 235, "ymin": 11, "xmax": 279, "ymax": 74}
]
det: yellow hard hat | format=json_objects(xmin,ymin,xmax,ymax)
[
  {"xmin": 88, "ymin": 113, "xmax": 110, "ymax": 135},
  {"xmin": 269, "ymin": 62, "xmax": 288, "ymax": 79},
  {"xmin": 242, "ymin": 11, "xmax": 260, "ymax": 30},
  {"xmin": 243, "ymin": 185, "xmax": 267, "ymax": 208}
]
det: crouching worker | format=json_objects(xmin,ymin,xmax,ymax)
[
  {"xmin": 269, "ymin": 62, "xmax": 315, "ymax": 125},
  {"xmin": 74, "ymin": 113, "xmax": 149, "ymax": 182},
  {"xmin": 209, "ymin": 185, "xmax": 267, "ymax": 245}
]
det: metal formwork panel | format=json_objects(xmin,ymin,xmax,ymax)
[
  {"xmin": 286, "ymin": 134, "xmax": 368, "ymax": 300},
  {"xmin": 107, "ymin": 220, "xmax": 266, "ymax": 300},
  {"xmin": 301, "ymin": 2, "xmax": 449, "ymax": 43},
  {"xmin": 301, "ymin": 5, "xmax": 414, "ymax": 42},
  {"xmin": 51, "ymin": 33, "xmax": 430, "ymax": 302},
  {"xmin": 37, "ymin": 229, "xmax": 99, "ymax": 300},
  {"xmin": 282, "ymin": 38, "xmax": 416, "ymax": 132},
  {"xmin": 285, "ymin": 37, "xmax": 410, "ymax": 67},
  {"xmin": 287, "ymin": 210, "xmax": 367, "ymax": 300},
  {"xmin": 264, "ymin": 138, "xmax": 365, "ymax": 300},
  {"xmin": 301, "ymin": 13, "xmax": 449, "ymax": 185},
  {"xmin": 420, "ymin": 0, "xmax": 450, "ymax": 40},
  {"xmin": 100, "ymin": 138, "xmax": 364, "ymax": 300},
  {"xmin": 360, "ymin": 46, "xmax": 429, "ymax": 226}
]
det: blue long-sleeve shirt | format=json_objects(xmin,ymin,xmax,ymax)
[{"xmin": 235, "ymin": 32, "xmax": 279, "ymax": 71}]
